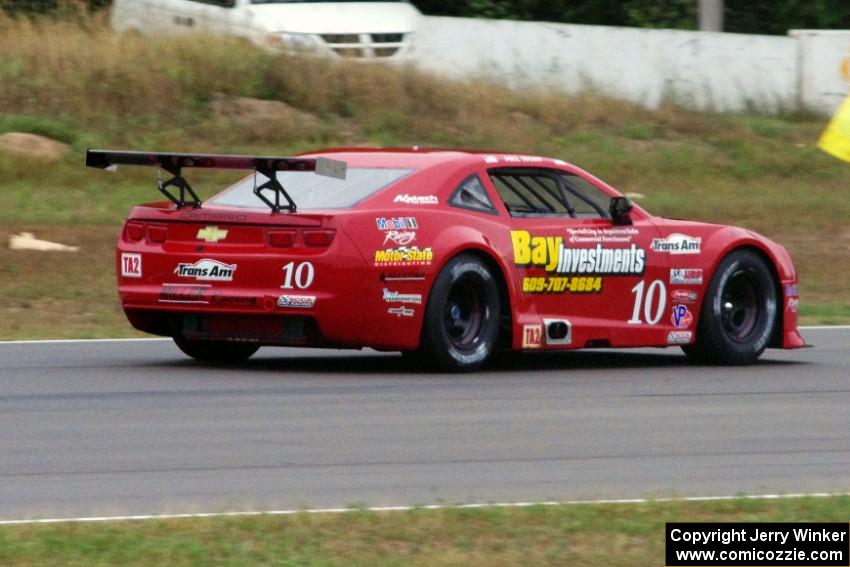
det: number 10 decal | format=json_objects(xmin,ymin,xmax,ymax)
[
  {"xmin": 629, "ymin": 280, "xmax": 666, "ymax": 325},
  {"xmin": 281, "ymin": 261, "xmax": 315, "ymax": 289}
]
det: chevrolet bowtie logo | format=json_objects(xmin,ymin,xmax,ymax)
[{"xmin": 196, "ymin": 226, "xmax": 228, "ymax": 243}]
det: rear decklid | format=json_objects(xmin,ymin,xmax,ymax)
[{"xmin": 89, "ymin": 149, "xmax": 367, "ymax": 345}]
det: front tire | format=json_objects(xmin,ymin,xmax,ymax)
[
  {"xmin": 173, "ymin": 337, "xmax": 259, "ymax": 363},
  {"xmin": 683, "ymin": 249, "xmax": 778, "ymax": 365},
  {"xmin": 418, "ymin": 254, "xmax": 501, "ymax": 372}
]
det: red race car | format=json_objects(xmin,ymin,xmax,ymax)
[{"xmin": 87, "ymin": 148, "xmax": 805, "ymax": 371}]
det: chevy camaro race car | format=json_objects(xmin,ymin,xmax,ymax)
[{"xmin": 86, "ymin": 148, "xmax": 805, "ymax": 371}]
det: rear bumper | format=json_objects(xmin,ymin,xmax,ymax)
[{"xmin": 125, "ymin": 308, "xmax": 330, "ymax": 347}]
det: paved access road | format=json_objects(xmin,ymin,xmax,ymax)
[{"xmin": 0, "ymin": 328, "xmax": 848, "ymax": 519}]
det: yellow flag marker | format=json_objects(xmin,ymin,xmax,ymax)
[{"xmin": 818, "ymin": 95, "xmax": 850, "ymax": 162}]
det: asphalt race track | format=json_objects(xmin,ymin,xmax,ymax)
[{"xmin": 0, "ymin": 328, "xmax": 848, "ymax": 519}]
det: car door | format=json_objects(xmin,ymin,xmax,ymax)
[{"xmin": 484, "ymin": 166, "xmax": 671, "ymax": 349}]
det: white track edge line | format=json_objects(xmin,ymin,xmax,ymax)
[
  {"xmin": 1, "ymin": 492, "xmax": 848, "ymax": 526},
  {"xmin": 0, "ymin": 325, "xmax": 847, "ymax": 345}
]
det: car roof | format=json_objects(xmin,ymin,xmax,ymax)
[{"xmin": 299, "ymin": 147, "xmax": 577, "ymax": 172}]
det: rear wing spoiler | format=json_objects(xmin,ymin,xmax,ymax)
[{"xmin": 85, "ymin": 149, "xmax": 347, "ymax": 213}]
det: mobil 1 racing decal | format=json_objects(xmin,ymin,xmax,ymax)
[
  {"xmin": 376, "ymin": 217, "xmax": 417, "ymax": 247},
  {"xmin": 175, "ymin": 259, "xmax": 236, "ymax": 281},
  {"xmin": 510, "ymin": 230, "xmax": 645, "ymax": 294},
  {"xmin": 374, "ymin": 246, "xmax": 433, "ymax": 267}
]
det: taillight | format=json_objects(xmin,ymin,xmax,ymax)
[
  {"xmin": 269, "ymin": 230, "xmax": 296, "ymax": 248},
  {"xmin": 303, "ymin": 230, "xmax": 335, "ymax": 247},
  {"xmin": 126, "ymin": 222, "xmax": 144, "ymax": 241},
  {"xmin": 148, "ymin": 225, "xmax": 167, "ymax": 243}
]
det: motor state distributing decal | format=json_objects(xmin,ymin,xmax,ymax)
[
  {"xmin": 159, "ymin": 284, "xmax": 210, "ymax": 304},
  {"xmin": 374, "ymin": 246, "xmax": 433, "ymax": 266},
  {"xmin": 670, "ymin": 268, "xmax": 703, "ymax": 285},
  {"xmin": 121, "ymin": 253, "xmax": 142, "ymax": 278},
  {"xmin": 393, "ymin": 195, "xmax": 438, "ymax": 205},
  {"xmin": 651, "ymin": 233, "xmax": 701, "ymax": 254},
  {"xmin": 174, "ymin": 259, "xmax": 236, "ymax": 281},
  {"xmin": 277, "ymin": 295, "xmax": 316, "ymax": 309},
  {"xmin": 383, "ymin": 288, "xmax": 422, "ymax": 304},
  {"xmin": 511, "ymin": 230, "xmax": 645, "ymax": 276}
]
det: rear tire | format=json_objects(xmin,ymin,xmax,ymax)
[
  {"xmin": 418, "ymin": 254, "xmax": 501, "ymax": 372},
  {"xmin": 173, "ymin": 337, "xmax": 259, "ymax": 363},
  {"xmin": 682, "ymin": 249, "xmax": 777, "ymax": 365}
]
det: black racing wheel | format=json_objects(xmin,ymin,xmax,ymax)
[
  {"xmin": 417, "ymin": 254, "xmax": 501, "ymax": 372},
  {"xmin": 683, "ymin": 249, "xmax": 778, "ymax": 365},
  {"xmin": 173, "ymin": 337, "xmax": 259, "ymax": 363}
]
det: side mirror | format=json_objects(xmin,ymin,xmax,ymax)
[{"xmin": 609, "ymin": 196, "xmax": 633, "ymax": 225}]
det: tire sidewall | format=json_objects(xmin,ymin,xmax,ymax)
[
  {"xmin": 422, "ymin": 255, "xmax": 501, "ymax": 372},
  {"xmin": 701, "ymin": 250, "xmax": 777, "ymax": 363}
]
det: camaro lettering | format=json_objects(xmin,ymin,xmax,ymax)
[{"xmin": 511, "ymin": 230, "xmax": 645, "ymax": 275}]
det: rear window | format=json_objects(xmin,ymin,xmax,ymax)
[{"xmin": 208, "ymin": 167, "xmax": 413, "ymax": 210}]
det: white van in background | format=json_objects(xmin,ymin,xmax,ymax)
[{"xmin": 112, "ymin": 0, "xmax": 421, "ymax": 59}]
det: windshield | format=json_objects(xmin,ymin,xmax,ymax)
[{"xmin": 208, "ymin": 167, "xmax": 413, "ymax": 210}]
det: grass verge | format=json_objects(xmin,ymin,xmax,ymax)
[{"xmin": 1, "ymin": 497, "xmax": 848, "ymax": 566}]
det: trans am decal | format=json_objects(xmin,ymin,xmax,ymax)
[
  {"xmin": 651, "ymin": 234, "xmax": 701, "ymax": 254},
  {"xmin": 174, "ymin": 259, "xmax": 236, "ymax": 281},
  {"xmin": 511, "ymin": 230, "xmax": 646, "ymax": 275}
]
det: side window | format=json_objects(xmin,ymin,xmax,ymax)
[
  {"xmin": 560, "ymin": 173, "xmax": 612, "ymax": 218},
  {"xmin": 449, "ymin": 174, "xmax": 497, "ymax": 215},
  {"xmin": 488, "ymin": 167, "xmax": 609, "ymax": 219}
]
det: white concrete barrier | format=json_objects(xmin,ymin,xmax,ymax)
[
  {"xmin": 410, "ymin": 16, "xmax": 850, "ymax": 115},
  {"xmin": 792, "ymin": 30, "xmax": 850, "ymax": 115}
]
